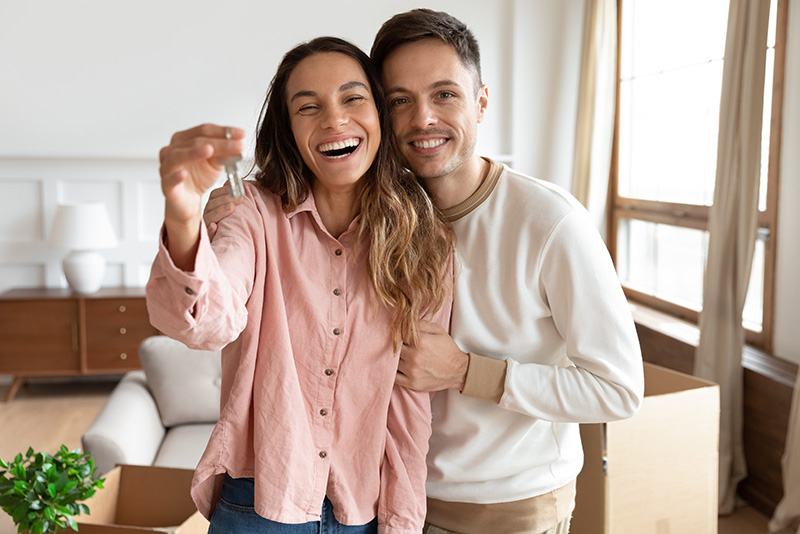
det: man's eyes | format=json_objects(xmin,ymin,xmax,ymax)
[{"xmin": 389, "ymin": 91, "xmax": 457, "ymax": 108}]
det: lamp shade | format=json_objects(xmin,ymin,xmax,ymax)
[{"xmin": 48, "ymin": 202, "xmax": 118, "ymax": 250}]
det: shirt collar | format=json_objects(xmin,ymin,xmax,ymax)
[{"xmin": 286, "ymin": 192, "xmax": 361, "ymax": 242}]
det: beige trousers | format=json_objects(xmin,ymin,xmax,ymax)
[{"xmin": 423, "ymin": 516, "xmax": 571, "ymax": 534}]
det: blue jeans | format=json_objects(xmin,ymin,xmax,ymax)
[{"xmin": 208, "ymin": 474, "xmax": 378, "ymax": 534}]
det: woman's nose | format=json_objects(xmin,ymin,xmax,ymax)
[{"xmin": 321, "ymin": 105, "xmax": 349, "ymax": 129}]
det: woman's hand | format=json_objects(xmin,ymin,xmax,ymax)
[
  {"xmin": 203, "ymin": 184, "xmax": 245, "ymax": 240},
  {"xmin": 158, "ymin": 123, "xmax": 245, "ymax": 270}
]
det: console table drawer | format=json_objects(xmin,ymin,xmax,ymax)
[{"xmin": 84, "ymin": 298, "xmax": 158, "ymax": 371}]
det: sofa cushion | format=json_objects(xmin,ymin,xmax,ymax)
[
  {"xmin": 154, "ymin": 424, "xmax": 216, "ymax": 470},
  {"xmin": 139, "ymin": 336, "xmax": 222, "ymax": 427}
]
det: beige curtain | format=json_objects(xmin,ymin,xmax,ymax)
[
  {"xmin": 769, "ymin": 371, "xmax": 800, "ymax": 533},
  {"xmin": 571, "ymin": 0, "xmax": 616, "ymax": 241},
  {"xmin": 694, "ymin": 0, "xmax": 771, "ymax": 516}
]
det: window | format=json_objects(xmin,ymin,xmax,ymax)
[{"xmin": 610, "ymin": 0, "xmax": 788, "ymax": 351}]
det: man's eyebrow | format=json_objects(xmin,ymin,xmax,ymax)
[
  {"xmin": 385, "ymin": 79, "xmax": 462, "ymax": 95},
  {"xmin": 431, "ymin": 79, "xmax": 460, "ymax": 90}
]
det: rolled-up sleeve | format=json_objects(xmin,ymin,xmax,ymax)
[{"xmin": 146, "ymin": 206, "xmax": 255, "ymax": 351}]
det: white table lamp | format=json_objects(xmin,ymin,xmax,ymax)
[{"xmin": 49, "ymin": 202, "xmax": 118, "ymax": 293}]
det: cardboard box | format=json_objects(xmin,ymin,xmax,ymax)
[
  {"xmin": 571, "ymin": 362, "xmax": 720, "ymax": 534},
  {"xmin": 76, "ymin": 465, "xmax": 209, "ymax": 534}
]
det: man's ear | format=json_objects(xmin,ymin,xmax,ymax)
[{"xmin": 476, "ymin": 84, "xmax": 489, "ymax": 123}]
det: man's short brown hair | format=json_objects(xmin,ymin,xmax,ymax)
[{"xmin": 370, "ymin": 8, "xmax": 483, "ymax": 93}]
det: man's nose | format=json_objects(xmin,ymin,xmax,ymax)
[{"xmin": 410, "ymin": 101, "xmax": 437, "ymax": 129}]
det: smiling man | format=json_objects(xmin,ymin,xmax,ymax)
[{"xmin": 369, "ymin": 9, "xmax": 644, "ymax": 534}]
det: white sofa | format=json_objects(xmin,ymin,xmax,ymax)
[{"xmin": 81, "ymin": 336, "xmax": 221, "ymax": 476}]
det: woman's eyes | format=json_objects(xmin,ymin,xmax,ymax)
[{"xmin": 296, "ymin": 95, "xmax": 366, "ymax": 114}]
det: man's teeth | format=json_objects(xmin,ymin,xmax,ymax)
[
  {"xmin": 412, "ymin": 139, "xmax": 447, "ymax": 149},
  {"xmin": 318, "ymin": 138, "xmax": 360, "ymax": 157}
]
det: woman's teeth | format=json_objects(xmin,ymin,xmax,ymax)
[{"xmin": 319, "ymin": 138, "xmax": 361, "ymax": 158}]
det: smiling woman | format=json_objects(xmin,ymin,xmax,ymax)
[{"xmin": 145, "ymin": 36, "xmax": 454, "ymax": 534}]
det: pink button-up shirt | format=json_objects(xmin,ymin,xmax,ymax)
[{"xmin": 146, "ymin": 182, "xmax": 451, "ymax": 534}]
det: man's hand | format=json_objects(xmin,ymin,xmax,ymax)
[
  {"xmin": 397, "ymin": 320, "xmax": 469, "ymax": 392},
  {"xmin": 203, "ymin": 184, "xmax": 244, "ymax": 240}
]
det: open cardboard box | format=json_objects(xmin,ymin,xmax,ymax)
[
  {"xmin": 77, "ymin": 465, "xmax": 209, "ymax": 534},
  {"xmin": 571, "ymin": 362, "xmax": 720, "ymax": 534}
]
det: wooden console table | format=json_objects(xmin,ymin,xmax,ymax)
[{"xmin": 0, "ymin": 287, "xmax": 159, "ymax": 401}]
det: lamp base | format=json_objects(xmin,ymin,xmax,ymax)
[{"xmin": 63, "ymin": 250, "xmax": 106, "ymax": 294}]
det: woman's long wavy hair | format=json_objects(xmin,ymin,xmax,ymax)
[{"xmin": 253, "ymin": 36, "xmax": 453, "ymax": 348}]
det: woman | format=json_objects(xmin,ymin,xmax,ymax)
[{"xmin": 146, "ymin": 37, "xmax": 453, "ymax": 533}]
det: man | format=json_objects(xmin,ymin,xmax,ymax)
[{"xmin": 206, "ymin": 9, "xmax": 643, "ymax": 534}]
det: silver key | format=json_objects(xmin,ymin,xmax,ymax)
[{"xmin": 223, "ymin": 155, "xmax": 244, "ymax": 199}]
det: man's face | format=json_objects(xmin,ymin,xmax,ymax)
[{"xmin": 382, "ymin": 39, "xmax": 487, "ymax": 181}]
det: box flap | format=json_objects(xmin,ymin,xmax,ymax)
[
  {"xmin": 605, "ymin": 371, "xmax": 720, "ymax": 479},
  {"xmin": 80, "ymin": 466, "xmax": 122, "ymax": 524},
  {"xmin": 115, "ymin": 465, "xmax": 198, "ymax": 528},
  {"xmin": 643, "ymin": 362, "xmax": 716, "ymax": 397},
  {"xmin": 176, "ymin": 511, "xmax": 210, "ymax": 534}
]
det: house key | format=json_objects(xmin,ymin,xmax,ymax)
[{"xmin": 223, "ymin": 127, "xmax": 244, "ymax": 199}]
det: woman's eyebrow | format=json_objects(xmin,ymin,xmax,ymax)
[
  {"xmin": 289, "ymin": 81, "xmax": 368, "ymax": 103},
  {"xmin": 289, "ymin": 90, "xmax": 316, "ymax": 103},
  {"xmin": 340, "ymin": 81, "xmax": 368, "ymax": 92}
]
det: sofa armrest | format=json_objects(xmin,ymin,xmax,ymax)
[{"xmin": 81, "ymin": 371, "xmax": 166, "ymax": 476}]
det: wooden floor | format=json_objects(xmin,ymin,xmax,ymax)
[{"xmin": 0, "ymin": 379, "xmax": 773, "ymax": 534}]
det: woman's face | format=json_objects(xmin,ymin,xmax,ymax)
[{"xmin": 286, "ymin": 52, "xmax": 381, "ymax": 196}]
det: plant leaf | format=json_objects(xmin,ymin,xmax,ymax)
[{"xmin": 11, "ymin": 500, "xmax": 28, "ymax": 523}]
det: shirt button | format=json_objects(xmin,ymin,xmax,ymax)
[
  {"xmin": 319, "ymin": 408, "xmax": 328, "ymax": 416},
  {"xmin": 333, "ymin": 328, "xmax": 341, "ymax": 336},
  {"xmin": 334, "ymin": 249, "xmax": 343, "ymax": 256},
  {"xmin": 333, "ymin": 288, "xmax": 342, "ymax": 296},
  {"xmin": 319, "ymin": 451, "xmax": 327, "ymax": 459},
  {"xmin": 185, "ymin": 287, "xmax": 194, "ymax": 295},
  {"xmin": 325, "ymin": 369, "xmax": 334, "ymax": 376}
]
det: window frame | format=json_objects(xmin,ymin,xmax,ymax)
[{"xmin": 608, "ymin": 0, "xmax": 788, "ymax": 352}]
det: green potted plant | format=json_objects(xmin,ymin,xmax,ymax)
[{"xmin": 0, "ymin": 445, "xmax": 104, "ymax": 534}]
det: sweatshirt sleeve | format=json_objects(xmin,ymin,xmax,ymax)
[
  {"xmin": 472, "ymin": 209, "xmax": 644, "ymax": 423},
  {"xmin": 378, "ymin": 252, "xmax": 454, "ymax": 533},
  {"xmin": 145, "ymin": 194, "xmax": 259, "ymax": 351}
]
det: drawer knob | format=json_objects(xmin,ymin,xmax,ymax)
[
  {"xmin": 119, "ymin": 305, "xmax": 127, "ymax": 313},
  {"xmin": 120, "ymin": 353, "xmax": 128, "ymax": 360},
  {"xmin": 119, "ymin": 327, "xmax": 127, "ymax": 335}
]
